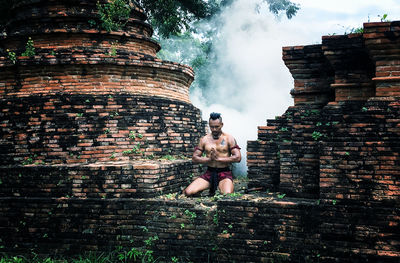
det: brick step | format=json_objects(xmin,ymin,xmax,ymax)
[{"xmin": 0, "ymin": 160, "xmax": 203, "ymax": 199}]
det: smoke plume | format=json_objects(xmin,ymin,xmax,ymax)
[{"xmin": 190, "ymin": 0, "xmax": 304, "ymax": 176}]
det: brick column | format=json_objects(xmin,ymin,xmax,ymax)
[
  {"xmin": 282, "ymin": 45, "xmax": 334, "ymax": 106},
  {"xmin": 322, "ymin": 34, "xmax": 375, "ymax": 101},
  {"xmin": 364, "ymin": 21, "xmax": 400, "ymax": 97},
  {"xmin": 275, "ymin": 45, "xmax": 335, "ymax": 198}
]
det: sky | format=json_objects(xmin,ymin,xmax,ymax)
[
  {"xmin": 285, "ymin": 0, "xmax": 400, "ymax": 45},
  {"xmin": 189, "ymin": 0, "xmax": 400, "ymax": 175}
]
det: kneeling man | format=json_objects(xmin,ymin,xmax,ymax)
[{"xmin": 184, "ymin": 112, "xmax": 241, "ymax": 196}]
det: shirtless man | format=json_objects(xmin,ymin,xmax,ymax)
[{"xmin": 183, "ymin": 112, "xmax": 241, "ymax": 196}]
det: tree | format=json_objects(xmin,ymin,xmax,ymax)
[
  {"xmin": 136, "ymin": 0, "xmax": 220, "ymax": 38},
  {"xmin": 137, "ymin": 0, "xmax": 299, "ymax": 38}
]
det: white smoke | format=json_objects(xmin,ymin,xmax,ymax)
[{"xmin": 190, "ymin": 0, "xmax": 305, "ymax": 176}]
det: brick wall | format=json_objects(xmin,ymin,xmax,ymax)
[
  {"xmin": 0, "ymin": 93, "xmax": 205, "ymax": 165},
  {"xmin": 282, "ymin": 44, "xmax": 334, "ymax": 106},
  {"xmin": 0, "ymin": 161, "xmax": 204, "ymax": 198},
  {"xmin": 0, "ymin": 40, "xmax": 194, "ymax": 103},
  {"xmin": 247, "ymin": 20, "xmax": 400, "ymax": 262},
  {"xmin": 2, "ymin": 194, "xmax": 397, "ymax": 262},
  {"xmin": 0, "ymin": 197, "xmax": 218, "ymax": 261},
  {"xmin": 216, "ymin": 197, "xmax": 320, "ymax": 263},
  {"xmin": 322, "ymin": 34, "xmax": 375, "ymax": 102}
]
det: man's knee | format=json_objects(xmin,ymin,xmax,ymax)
[
  {"xmin": 219, "ymin": 179, "xmax": 234, "ymax": 194},
  {"xmin": 183, "ymin": 187, "xmax": 195, "ymax": 196}
]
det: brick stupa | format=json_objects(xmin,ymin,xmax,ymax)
[{"xmin": 0, "ymin": 0, "xmax": 206, "ymax": 198}]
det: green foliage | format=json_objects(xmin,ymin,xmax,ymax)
[
  {"xmin": 138, "ymin": 0, "xmax": 218, "ymax": 38},
  {"xmin": 1, "ymin": 256, "xmax": 23, "ymax": 263},
  {"xmin": 143, "ymin": 235, "xmax": 159, "ymax": 247},
  {"xmin": 22, "ymin": 155, "xmax": 36, "ymax": 165},
  {"xmin": 262, "ymin": 0, "xmax": 300, "ymax": 19},
  {"xmin": 311, "ymin": 131, "xmax": 325, "ymax": 141},
  {"xmin": 226, "ymin": 192, "xmax": 243, "ymax": 198},
  {"xmin": 96, "ymin": 0, "xmax": 131, "ymax": 32},
  {"xmin": 129, "ymin": 131, "xmax": 136, "ymax": 140},
  {"xmin": 117, "ymin": 246, "xmax": 155, "ymax": 263},
  {"xmin": 145, "ymin": 153, "xmax": 155, "ymax": 160},
  {"xmin": 159, "ymin": 154, "xmax": 176, "ymax": 161},
  {"xmin": 348, "ymin": 27, "xmax": 364, "ymax": 34},
  {"xmin": 379, "ymin": 13, "xmax": 389, "ymax": 22},
  {"xmin": 88, "ymin": 19, "xmax": 97, "ymax": 27},
  {"xmin": 4, "ymin": 37, "xmax": 35, "ymax": 64},
  {"xmin": 128, "ymin": 130, "xmax": 143, "ymax": 140},
  {"xmin": 139, "ymin": 0, "xmax": 299, "ymax": 37},
  {"xmin": 165, "ymin": 193, "xmax": 176, "ymax": 199},
  {"xmin": 109, "ymin": 112, "xmax": 119, "ymax": 118},
  {"xmin": 277, "ymin": 193, "xmax": 286, "ymax": 199},
  {"xmin": 213, "ymin": 211, "xmax": 218, "ymax": 225},
  {"xmin": 169, "ymin": 214, "xmax": 177, "ymax": 219},
  {"xmin": 123, "ymin": 143, "xmax": 143, "ymax": 155},
  {"xmin": 6, "ymin": 49, "xmax": 16, "ymax": 64},
  {"xmin": 109, "ymin": 42, "xmax": 118, "ymax": 56},
  {"xmin": 21, "ymin": 37, "xmax": 35, "ymax": 57},
  {"xmin": 184, "ymin": 209, "xmax": 197, "ymax": 220}
]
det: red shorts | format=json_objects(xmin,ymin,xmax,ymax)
[{"xmin": 199, "ymin": 167, "xmax": 233, "ymax": 182}]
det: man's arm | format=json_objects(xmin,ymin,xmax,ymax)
[{"xmin": 192, "ymin": 138, "xmax": 211, "ymax": 164}]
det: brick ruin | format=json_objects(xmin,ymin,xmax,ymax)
[
  {"xmin": 246, "ymin": 23, "xmax": 400, "ymax": 261},
  {"xmin": 0, "ymin": 1, "xmax": 399, "ymax": 262},
  {"xmin": 0, "ymin": 0, "xmax": 206, "ymax": 198}
]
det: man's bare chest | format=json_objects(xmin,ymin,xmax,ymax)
[{"xmin": 205, "ymin": 136, "xmax": 229, "ymax": 153}]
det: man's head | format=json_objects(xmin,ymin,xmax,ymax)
[{"xmin": 209, "ymin": 112, "xmax": 223, "ymax": 139}]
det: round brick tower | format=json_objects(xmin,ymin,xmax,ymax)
[{"xmin": 0, "ymin": 0, "xmax": 206, "ymax": 198}]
